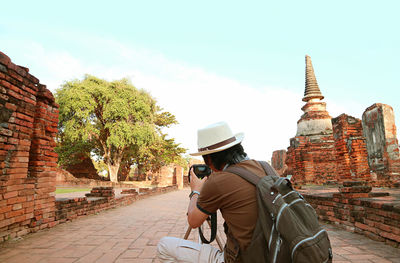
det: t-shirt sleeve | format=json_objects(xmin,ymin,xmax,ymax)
[{"xmin": 197, "ymin": 178, "xmax": 221, "ymax": 215}]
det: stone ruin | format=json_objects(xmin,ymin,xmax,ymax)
[
  {"xmin": 271, "ymin": 55, "xmax": 400, "ymax": 187},
  {"xmin": 270, "ymin": 56, "xmax": 400, "ymax": 247}
]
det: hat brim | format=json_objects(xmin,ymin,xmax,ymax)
[{"xmin": 190, "ymin": 133, "xmax": 244, "ymax": 156}]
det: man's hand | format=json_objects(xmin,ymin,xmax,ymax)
[
  {"xmin": 189, "ymin": 167, "xmax": 207, "ymax": 192},
  {"xmin": 187, "ymin": 167, "xmax": 208, "ymax": 228}
]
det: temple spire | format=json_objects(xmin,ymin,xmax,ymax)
[{"xmin": 303, "ymin": 55, "xmax": 324, "ymax": 102}]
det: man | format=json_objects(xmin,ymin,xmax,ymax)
[{"xmin": 157, "ymin": 121, "xmax": 267, "ymax": 262}]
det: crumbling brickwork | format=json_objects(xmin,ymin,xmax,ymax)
[
  {"xmin": 64, "ymin": 156, "xmax": 102, "ymax": 180},
  {"xmin": 277, "ymin": 107, "xmax": 400, "ymax": 187},
  {"xmin": 332, "ymin": 114, "xmax": 370, "ymax": 183},
  {"xmin": 285, "ymin": 135, "xmax": 337, "ymax": 185},
  {"xmin": 0, "ymin": 51, "xmax": 59, "ymax": 240}
]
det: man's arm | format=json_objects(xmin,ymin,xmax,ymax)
[
  {"xmin": 187, "ymin": 168, "xmax": 209, "ymax": 228},
  {"xmin": 187, "ymin": 194, "xmax": 208, "ymax": 228}
]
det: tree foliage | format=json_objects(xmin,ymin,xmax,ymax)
[{"xmin": 55, "ymin": 75, "xmax": 185, "ymax": 182}]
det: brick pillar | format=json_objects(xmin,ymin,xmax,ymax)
[
  {"xmin": 362, "ymin": 103, "xmax": 400, "ymax": 186},
  {"xmin": 29, "ymin": 84, "xmax": 59, "ymax": 230},
  {"xmin": 332, "ymin": 114, "xmax": 371, "ymax": 183},
  {"xmin": 271, "ymin": 150, "xmax": 287, "ymax": 176},
  {"xmin": 174, "ymin": 166, "xmax": 184, "ymax": 189}
]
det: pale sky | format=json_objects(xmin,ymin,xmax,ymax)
[{"xmin": 1, "ymin": 0, "xmax": 399, "ymax": 161}]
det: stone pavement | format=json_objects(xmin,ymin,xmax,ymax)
[{"xmin": 0, "ymin": 189, "xmax": 399, "ymax": 263}]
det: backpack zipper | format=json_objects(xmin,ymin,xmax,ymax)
[
  {"xmin": 291, "ymin": 229, "xmax": 327, "ymax": 261},
  {"xmin": 271, "ymin": 234, "xmax": 282, "ymax": 263},
  {"xmin": 268, "ymin": 223, "xmax": 275, "ymax": 249},
  {"xmin": 275, "ymin": 203, "xmax": 288, "ymax": 229},
  {"xmin": 272, "ymin": 193, "xmax": 282, "ymax": 204},
  {"xmin": 282, "ymin": 190, "xmax": 295, "ymax": 199}
]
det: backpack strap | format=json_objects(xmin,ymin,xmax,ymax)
[
  {"xmin": 225, "ymin": 166, "xmax": 261, "ymax": 185},
  {"xmin": 259, "ymin": 161, "xmax": 292, "ymax": 191},
  {"xmin": 227, "ymin": 161, "xmax": 292, "ymax": 191},
  {"xmin": 226, "ymin": 160, "xmax": 277, "ymax": 185},
  {"xmin": 259, "ymin": 161, "xmax": 279, "ymax": 177}
]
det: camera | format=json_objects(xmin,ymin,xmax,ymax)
[{"xmin": 188, "ymin": 164, "xmax": 212, "ymax": 182}]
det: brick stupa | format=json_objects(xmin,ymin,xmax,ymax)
[
  {"xmin": 286, "ymin": 55, "xmax": 337, "ymax": 185},
  {"xmin": 296, "ymin": 55, "xmax": 333, "ymax": 136}
]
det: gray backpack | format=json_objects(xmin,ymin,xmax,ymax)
[{"xmin": 226, "ymin": 161, "xmax": 333, "ymax": 263}]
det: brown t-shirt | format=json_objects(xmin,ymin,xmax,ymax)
[{"xmin": 197, "ymin": 160, "xmax": 266, "ymax": 258}]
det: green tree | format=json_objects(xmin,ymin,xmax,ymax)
[
  {"xmin": 56, "ymin": 75, "xmax": 183, "ymax": 182},
  {"xmin": 124, "ymin": 134, "xmax": 186, "ymax": 177}
]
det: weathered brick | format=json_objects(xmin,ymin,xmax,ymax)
[
  {"xmin": 6, "ymin": 185, "xmax": 25, "ymax": 192},
  {"xmin": 379, "ymin": 231, "xmax": 400, "ymax": 243},
  {"xmin": 8, "ymin": 173, "xmax": 27, "ymax": 180},
  {"xmin": 5, "ymin": 209, "xmax": 24, "ymax": 219},
  {"xmin": 0, "ymin": 218, "xmax": 14, "ymax": 228},
  {"xmin": 10, "ymin": 156, "xmax": 29, "ymax": 163},
  {"xmin": 12, "ymin": 203, "xmax": 22, "ymax": 211},
  {"xmin": 18, "ymin": 189, "xmax": 35, "ymax": 196},
  {"xmin": 8, "ymin": 162, "xmax": 29, "ymax": 168},
  {"xmin": 5, "ymin": 168, "xmax": 28, "ymax": 174},
  {"xmin": 7, "ymin": 196, "xmax": 27, "ymax": 205},
  {"xmin": 0, "ymin": 205, "xmax": 12, "ymax": 214},
  {"xmin": 3, "ymin": 191, "xmax": 18, "ymax": 199}
]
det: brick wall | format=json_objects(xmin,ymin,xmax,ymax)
[
  {"xmin": 303, "ymin": 182, "xmax": 400, "ymax": 247},
  {"xmin": 0, "ymin": 51, "xmax": 59, "ymax": 240}
]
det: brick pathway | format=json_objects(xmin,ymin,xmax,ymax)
[{"xmin": 0, "ymin": 189, "xmax": 399, "ymax": 262}]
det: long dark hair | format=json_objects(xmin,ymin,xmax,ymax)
[{"xmin": 203, "ymin": 143, "xmax": 248, "ymax": 170}]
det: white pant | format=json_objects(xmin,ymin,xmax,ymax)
[{"xmin": 157, "ymin": 236, "xmax": 225, "ymax": 263}]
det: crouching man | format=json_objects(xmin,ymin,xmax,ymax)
[{"xmin": 157, "ymin": 121, "xmax": 266, "ymax": 262}]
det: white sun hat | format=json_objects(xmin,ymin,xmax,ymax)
[{"xmin": 190, "ymin": 121, "xmax": 244, "ymax": 156}]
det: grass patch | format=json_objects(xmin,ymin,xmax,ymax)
[{"xmin": 55, "ymin": 188, "xmax": 91, "ymax": 194}]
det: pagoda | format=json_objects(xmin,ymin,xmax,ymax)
[
  {"xmin": 285, "ymin": 55, "xmax": 337, "ymax": 184},
  {"xmin": 296, "ymin": 55, "xmax": 333, "ymax": 136}
]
